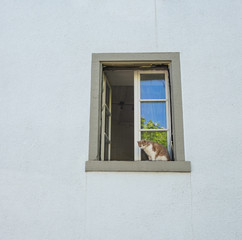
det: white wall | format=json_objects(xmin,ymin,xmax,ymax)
[{"xmin": 0, "ymin": 1, "xmax": 242, "ymax": 240}]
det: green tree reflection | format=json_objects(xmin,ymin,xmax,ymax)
[{"xmin": 141, "ymin": 117, "xmax": 167, "ymax": 147}]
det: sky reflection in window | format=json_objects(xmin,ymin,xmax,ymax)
[
  {"xmin": 141, "ymin": 74, "xmax": 166, "ymax": 99},
  {"xmin": 141, "ymin": 102, "xmax": 167, "ymax": 129}
]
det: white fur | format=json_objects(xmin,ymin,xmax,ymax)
[
  {"xmin": 156, "ymin": 155, "xmax": 168, "ymax": 161},
  {"xmin": 144, "ymin": 145, "xmax": 155, "ymax": 160},
  {"xmin": 142, "ymin": 144, "xmax": 168, "ymax": 161},
  {"xmin": 140, "ymin": 144, "xmax": 168, "ymax": 161}
]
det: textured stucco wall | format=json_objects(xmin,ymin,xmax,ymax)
[{"xmin": 0, "ymin": 1, "xmax": 242, "ymax": 240}]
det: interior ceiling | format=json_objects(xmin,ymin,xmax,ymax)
[
  {"xmin": 105, "ymin": 70, "xmax": 134, "ymax": 86},
  {"xmin": 105, "ymin": 70, "xmax": 134, "ymax": 124}
]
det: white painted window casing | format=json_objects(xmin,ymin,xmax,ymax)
[
  {"xmin": 134, "ymin": 70, "xmax": 172, "ymax": 160},
  {"xmin": 101, "ymin": 73, "xmax": 112, "ymax": 161}
]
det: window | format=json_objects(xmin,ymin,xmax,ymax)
[
  {"xmin": 86, "ymin": 53, "xmax": 191, "ymax": 172},
  {"xmin": 134, "ymin": 70, "xmax": 172, "ymax": 161},
  {"xmin": 101, "ymin": 73, "xmax": 112, "ymax": 161}
]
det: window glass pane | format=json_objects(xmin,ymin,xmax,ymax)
[
  {"xmin": 104, "ymin": 142, "xmax": 109, "ymax": 161},
  {"xmin": 106, "ymin": 83, "xmax": 110, "ymax": 107},
  {"xmin": 105, "ymin": 110, "xmax": 109, "ymax": 135},
  {"xmin": 141, "ymin": 131, "xmax": 167, "ymax": 148},
  {"xmin": 141, "ymin": 74, "xmax": 166, "ymax": 99},
  {"xmin": 141, "ymin": 102, "xmax": 167, "ymax": 129}
]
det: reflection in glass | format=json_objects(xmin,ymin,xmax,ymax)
[
  {"xmin": 106, "ymin": 83, "xmax": 110, "ymax": 107},
  {"xmin": 141, "ymin": 131, "xmax": 167, "ymax": 147},
  {"xmin": 141, "ymin": 74, "xmax": 166, "ymax": 99},
  {"xmin": 104, "ymin": 141, "xmax": 109, "ymax": 161},
  {"xmin": 105, "ymin": 111, "xmax": 109, "ymax": 135},
  {"xmin": 141, "ymin": 102, "xmax": 167, "ymax": 129}
]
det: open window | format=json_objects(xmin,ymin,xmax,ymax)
[
  {"xmin": 102, "ymin": 66, "xmax": 172, "ymax": 161},
  {"xmin": 101, "ymin": 73, "xmax": 112, "ymax": 160},
  {"xmin": 86, "ymin": 53, "xmax": 191, "ymax": 172},
  {"xmin": 103, "ymin": 68, "xmax": 134, "ymax": 161},
  {"xmin": 134, "ymin": 70, "xmax": 172, "ymax": 161}
]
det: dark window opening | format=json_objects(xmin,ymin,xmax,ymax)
[
  {"xmin": 104, "ymin": 69, "xmax": 134, "ymax": 161},
  {"xmin": 100, "ymin": 64, "xmax": 173, "ymax": 161}
]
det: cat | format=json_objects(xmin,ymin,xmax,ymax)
[{"xmin": 137, "ymin": 140, "xmax": 170, "ymax": 161}]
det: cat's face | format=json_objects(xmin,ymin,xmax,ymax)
[{"xmin": 137, "ymin": 140, "xmax": 148, "ymax": 149}]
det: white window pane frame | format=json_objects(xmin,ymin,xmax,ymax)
[
  {"xmin": 101, "ymin": 73, "xmax": 112, "ymax": 161},
  {"xmin": 134, "ymin": 70, "xmax": 172, "ymax": 161}
]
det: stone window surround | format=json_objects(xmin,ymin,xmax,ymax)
[{"xmin": 86, "ymin": 52, "xmax": 191, "ymax": 172}]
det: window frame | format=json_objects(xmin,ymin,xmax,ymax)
[
  {"xmin": 134, "ymin": 70, "xmax": 172, "ymax": 161},
  {"xmin": 86, "ymin": 52, "xmax": 191, "ymax": 172},
  {"xmin": 101, "ymin": 73, "xmax": 112, "ymax": 161}
]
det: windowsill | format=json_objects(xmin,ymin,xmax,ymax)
[{"xmin": 85, "ymin": 161, "xmax": 191, "ymax": 172}]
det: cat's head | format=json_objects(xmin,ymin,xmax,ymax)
[{"xmin": 137, "ymin": 140, "xmax": 148, "ymax": 149}]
